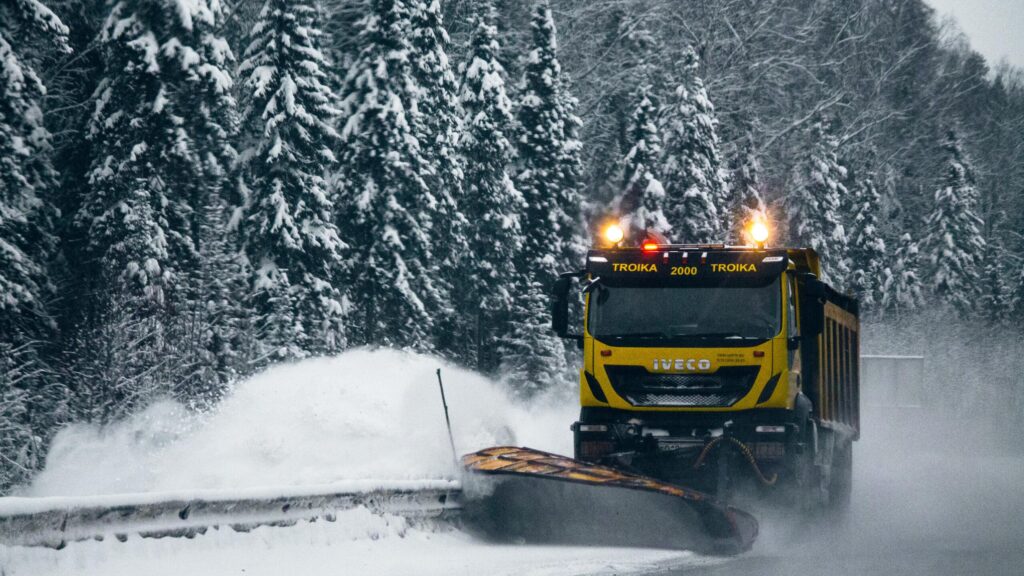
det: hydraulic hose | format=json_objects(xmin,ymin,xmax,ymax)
[{"xmin": 692, "ymin": 436, "xmax": 778, "ymax": 487}]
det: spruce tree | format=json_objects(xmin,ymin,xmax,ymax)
[
  {"xmin": 978, "ymin": 212, "xmax": 1013, "ymax": 325},
  {"xmin": 409, "ymin": 0, "xmax": 467, "ymax": 355},
  {"xmin": 619, "ymin": 84, "xmax": 669, "ymax": 238},
  {"xmin": 505, "ymin": 0, "xmax": 580, "ymax": 394},
  {"xmin": 336, "ymin": 0, "xmax": 442, "ymax": 349},
  {"xmin": 456, "ymin": 4, "xmax": 525, "ymax": 372},
  {"xmin": 516, "ymin": 0, "xmax": 586, "ymax": 281},
  {"xmin": 409, "ymin": 0, "xmax": 464, "ymax": 244},
  {"xmin": 660, "ymin": 48, "xmax": 728, "ymax": 244},
  {"xmin": 501, "ymin": 281, "xmax": 569, "ymax": 396},
  {"xmin": 0, "ymin": 1, "xmax": 67, "ymax": 330},
  {"xmin": 0, "ymin": 0, "xmax": 70, "ymax": 459},
  {"xmin": 726, "ymin": 133, "xmax": 766, "ymax": 244},
  {"xmin": 236, "ymin": 0, "xmax": 347, "ymax": 361},
  {"xmin": 75, "ymin": 0, "xmax": 237, "ymax": 416},
  {"xmin": 0, "ymin": 1, "xmax": 66, "ymax": 323},
  {"xmin": 919, "ymin": 130, "xmax": 986, "ymax": 313},
  {"xmin": 178, "ymin": 4, "xmax": 241, "ymax": 396},
  {"xmin": 0, "ymin": 3, "xmax": 74, "ymax": 490},
  {"xmin": 880, "ymin": 231, "xmax": 925, "ymax": 315},
  {"xmin": 1012, "ymin": 266, "xmax": 1024, "ymax": 323},
  {"xmin": 980, "ymin": 246, "xmax": 1013, "ymax": 326},
  {"xmin": 181, "ymin": 192, "xmax": 248, "ymax": 405},
  {"xmin": 787, "ymin": 118, "xmax": 851, "ymax": 288},
  {"xmin": 847, "ymin": 166, "xmax": 886, "ymax": 308},
  {"xmin": 0, "ymin": 0, "xmax": 73, "ymax": 469}
]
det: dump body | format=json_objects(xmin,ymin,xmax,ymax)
[{"xmin": 555, "ymin": 245, "xmax": 859, "ymax": 506}]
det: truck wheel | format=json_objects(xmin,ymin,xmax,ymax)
[
  {"xmin": 828, "ymin": 442, "xmax": 853, "ymax": 517},
  {"xmin": 783, "ymin": 417, "xmax": 817, "ymax": 513}
]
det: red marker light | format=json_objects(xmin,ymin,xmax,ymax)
[
  {"xmin": 753, "ymin": 351, "xmax": 765, "ymax": 358},
  {"xmin": 600, "ymin": 350, "xmax": 612, "ymax": 357},
  {"xmin": 642, "ymin": 242, "xmax": 659, "ymax": 252}
]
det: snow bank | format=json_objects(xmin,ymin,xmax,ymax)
[
  {"xmin": 1, "ymin": 508, "xmax": 705, "ymax": 576},
  {"xmin": 24, "ymin": 349, "xmax": 576, "ymax": 497}
]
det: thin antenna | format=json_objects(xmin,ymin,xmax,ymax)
[{"xmin": 436, "ymin": 368, "xmax": 458, "ymax": 464}]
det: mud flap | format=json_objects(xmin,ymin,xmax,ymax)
[{"xmin": 460, "ymin": 447, "xmax": 757, "ymax": 555}]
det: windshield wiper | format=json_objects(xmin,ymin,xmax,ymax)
[
  {"xmin": 602, "ymin": 331, "xmax": 764, "ymax": 341},
  {"xmin": 604, "ymin": 331, "xmax": 671, "ymax": 339},
  {"xmin": 671, "ymin": 332, "xmax": 759, "ymax": 340}
]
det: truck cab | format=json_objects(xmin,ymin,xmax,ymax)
[{"xmin": 552, "ymin": 232, "xmax": 859, "ymax": 508}]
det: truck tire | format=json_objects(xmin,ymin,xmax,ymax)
[
  {"xmin": 782, "ymin": 416, "xmax": 818, "ymax": 513},
  {"xmin": 828, "ymin": 442, "xmax": 853, "ymax": 517}
]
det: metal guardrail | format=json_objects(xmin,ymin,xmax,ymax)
[
  {"xmin": 861, "ymin": 354, "xmax": 926, "ymax": 409},
  {"xmin": 0, "ymin": 483, "xmax": 462, "ymax": 549}
]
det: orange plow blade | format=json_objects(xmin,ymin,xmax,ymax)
[{"xmin": 461, "ymin": 447, "xmax": 757, "ymax": 555}]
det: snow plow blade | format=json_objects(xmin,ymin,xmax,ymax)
[{"xmin": 460, "ymin": 447, "xmax": 757, "ymax": 555}]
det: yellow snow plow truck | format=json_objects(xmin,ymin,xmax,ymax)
[{"xmin": 551, "ymin": 222, "xmax": 860, "ymax": 511}]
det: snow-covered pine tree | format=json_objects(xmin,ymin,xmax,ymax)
[
  {"xmin": 336, "ymin": 0, "xmax": 442, "ymax": 349},
  {"xmin": 0, "ymin": 1, "xmax": 67, "ymax": 329},
  {"xmin": 980, "ymin": 247, "xmax": 1013, "ymax": 326},
  {"xmin": 0, "ymin": 1, "xmax": 72, "ymax": 492},
  {"xmin": 500, "ymin": 279, "xmax": 569, "ymax": 396},
  {"xmin": 176, "ymin": 2, "xmax": 242, "ymax": 399},
  {"xmin": 880, "ymin": 231, "xmax": 924, "ymax": 318},
  {"xmin": 179, "ymin": 192, "xmax": 248, "ymax": 406},
  {"xmin": 409, "ymin": 0, "xmax": 463, "ymax": 239},
  {"xmin": 618, "ymin": 84, "xmax": 669, "ymax": 238},
  {"xmin": 660, "ymin": 47, "xmax": 728, "ymax": 244},
  {"xmin": 504, "ymin": 0, "xmax": 583, "ymax": 394},
  {"xmin": 786, "ymin": 118, "xmax": 851, "ymax": 288},
  {"xmin": 409, "ymin": 0, "xmax": 468, "ymax": 355},
  {"xmin": 978, "ymin": 214, "xmax": 1013, "ymax": 325},
  {"xmin": 516, "ymin": 0, "xmax": 586, "ymax": 281},
  {"xmin": 236, "ymin": 0, "xmax": 347, "ymax": 362},
  {"xmin": 1012, "ymin": 266, "xmax": 1024, "ymax": 323},
  {"xmin": 726, "ymin": 132, "xmax": 766, "ymax": 244},
  {"xmin": 75, "ymin": 0, "xmax": 238, "ymax": 415},
  {"xmin": 846, "ymin": 165, "xmax": 887, "ymax": 309},
  {"xmin": 919, "ymin": 130, "xmax": 986, "ymax": 313},
  {"xmin": 455, "ymin": 3, "xmax": 525, "ymax": 372}
]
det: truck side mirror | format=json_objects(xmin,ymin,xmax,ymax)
[
  {"xmin": 551, "ymin": 276, "xmax": 572, "ymax": 337},
  {"xmin": 800, "ymin": 279, "xmax": 826, "ymax": 338},
  {"xmin": 551, "ymin": 274, "xmax": 584, "ymax": 344}
]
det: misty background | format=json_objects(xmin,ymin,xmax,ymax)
[{"xmin": 928, "ymin": 0, "xmax": 1024, "ymax": 68}]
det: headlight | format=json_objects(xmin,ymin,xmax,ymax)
[{"xmin": 604, "ymin": 224, "xmax": 624, "ymax": 244}]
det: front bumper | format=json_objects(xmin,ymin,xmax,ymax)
[{"xmin": 572, "ymin": 408, "xmax": 801, "ymax": 483}]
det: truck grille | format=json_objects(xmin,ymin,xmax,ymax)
[{"xmin": 604, "ymin": 365, "xmax": 761, "ymax": 407}]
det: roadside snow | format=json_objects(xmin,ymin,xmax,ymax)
[
  {"xmin": 0, "ymin": 508, "xmax": 711, "ymax": 576},
  {"xmin": 23, "ymin": 348, "xmax": 575, "ymax": 497},
  {"xmin": 0, "ymin": 350, "xmax": 698, "ymax": 576}
]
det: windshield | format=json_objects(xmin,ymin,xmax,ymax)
[{"xmin": 588, "ymin": 277, "xmax": 782, "ymax": 344}]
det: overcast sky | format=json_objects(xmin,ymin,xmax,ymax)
[{"xmin": 927, "ymin": 0, "xmax": 1024, "ymax": 69}]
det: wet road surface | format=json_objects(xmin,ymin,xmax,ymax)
[{"xmin": 654, "ymin": 412, "xmax": 1024, "ymax": 576}]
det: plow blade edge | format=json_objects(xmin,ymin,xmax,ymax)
[{"xmin": 460, "ymin": 447, "xmax": 757, "ymax": 556}]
